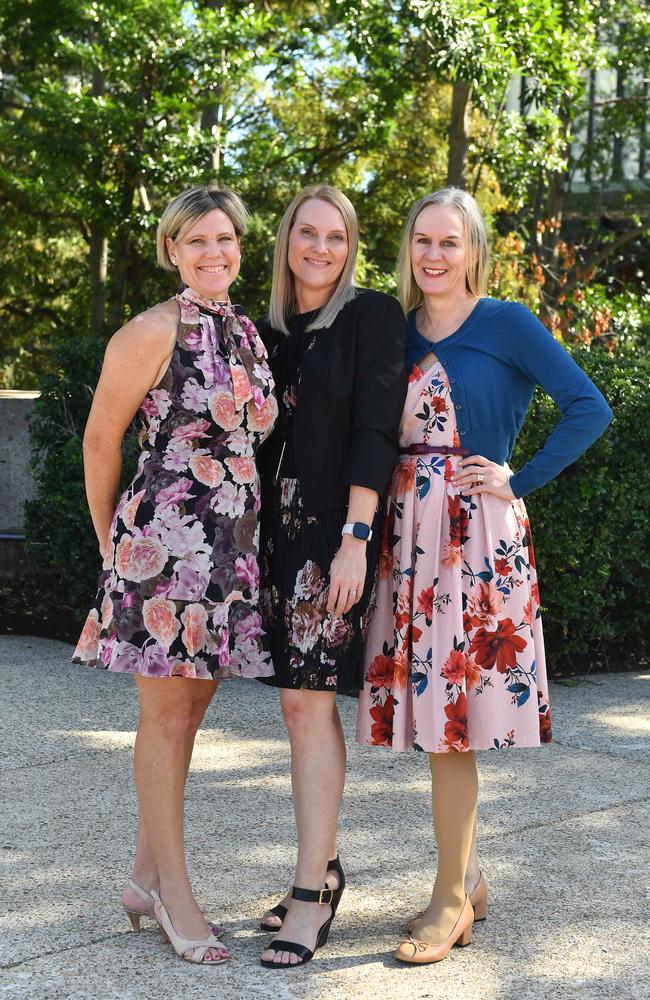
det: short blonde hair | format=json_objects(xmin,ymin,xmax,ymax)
[
  {"xmin": 268, "ymin": 184, "xmax": 358, "ymax": 334},
  {"xmin": 156, "ymin": 187, "xmax": 248, "ymax": 271},
  {"xmin": 397, "ymin": 187, "xmax": 489, "ymax": 312}
]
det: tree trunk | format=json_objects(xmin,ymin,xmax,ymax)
[
  {"xmin": 89, "ymin": 227, "xmax": 108, "ymax": 336},
  {"xmin": 446, "ymin": 80, "xmax": 472, "ymax": 189},
  {"xmin": 107, "ymin": 179, "xmax": 135, "ymax": 332},
  {"xmin": 89, "ymin": 63, "xmax": 107, "ymax": 336}
]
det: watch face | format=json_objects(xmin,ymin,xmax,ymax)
[{"xmin": 352, "ymin": 522, "xmax": 370, "ymax": 540}]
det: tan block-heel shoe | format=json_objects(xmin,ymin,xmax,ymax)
[
  {"xmin": 395, "ymin": 895, "xmax": 474, "ymax": 965},
  {"xmin": 404, "ymin": 872, "xmax": 488, "ymax": 935}
]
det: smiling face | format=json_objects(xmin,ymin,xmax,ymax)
[
  {"xmin": 166, "ymin": 208, "xmax": 240, "ymax": 300},
  {"xmin": 287, "ymin": 198, "xmax": 349, "ymax": 309},
  {"xmin": 410, "ymin": 203, "xmax": 472, "ymax": 302}
]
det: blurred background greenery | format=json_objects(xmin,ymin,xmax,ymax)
[{"xmin": 1, "ymin": 0, "xmax": 648, "ymax": 669}]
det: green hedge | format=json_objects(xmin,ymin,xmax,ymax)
[
  {"xmin": 512, "ymin": 347, "xmax": 650, "ymax": 671},
  {"xmin": 24, "ymin": 341, "xmax": 649, "ymax": 672},
  {"xmin": 25, "ymin": 337, "xmax": 138, "ymax": 615}
]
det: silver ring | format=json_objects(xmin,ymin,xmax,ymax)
[
  {"xmin": 350, "ymin": 589, "xmax": 357, "ymax": 596},
  {"xmin": 477, "ymin": 474, "xmax": 484, "ymax": 485}
]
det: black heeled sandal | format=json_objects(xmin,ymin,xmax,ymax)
[
  {"xmin": 260, "ymin": 855, "xmax": 346, "ymax": 931},
  {"xmin": 260, "ymin": 885, "xmax": 336, "ymax": 969}
]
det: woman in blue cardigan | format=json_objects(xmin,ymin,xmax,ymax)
[{"xmin": 357, "ymin": 188, "xmax": 611, "ymax": 964}]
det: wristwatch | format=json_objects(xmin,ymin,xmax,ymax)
[{"xmin": 342, "ymin": 522, "xmax": 373, "ymax": 542}]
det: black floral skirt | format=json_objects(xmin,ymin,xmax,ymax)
[{"xmin": 260, "ymin": 477, "xmax": 382, "ymax": 694}]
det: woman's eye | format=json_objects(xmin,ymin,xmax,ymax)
[{"xmin": 300, "ymin": 228, "xmax": 314, "ymax": 237}]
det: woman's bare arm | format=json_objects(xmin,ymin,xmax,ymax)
[{"xmin": 82, "ymin": 302, "xmax": 177, "ymax": 557}]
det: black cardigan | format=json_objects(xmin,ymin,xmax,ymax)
[{"xmin": 256, "ymin": 288, "xmax": 407, "ymax": 515}]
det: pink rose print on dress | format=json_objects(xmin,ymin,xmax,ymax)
[
  {"xmin": 154, "ymin": 477, "xmax": 194, "ymax": 510},
  {"xmin": 115, "ymin": 535, "xmax": 133, "ymax": 577},
  {"xmin": 181, "ymin": 378, "xmax": 208, "ymax": 412},
  {"xmin": 122, "ymin": 490, "xmax": 146, "ymax": 530},
  {"xmin": 170, "ymin": 418, "xmax": 211, "ymax": 443},
  {"xmin": 210, "ymin": 392, "xmax": 243, "ymax": 431},
  {"xmin": 231, "ymin": 365, "xmax": 252, "ymax": 405},
  {"xmin": 189, "ymin": 453, "xmax": 226, "ymax": 488},
  {"xmin": 101, "ymin": 593, "xmax": 114, "ymax": 628},
  {"xmin": 234, "ymin": 611, "xmax": 264, "ymax": 641},
  {"xmin": 142, "ymin": 597, "xmax": 181, "ymax": 647},
  {"xmin": 224, "ymin": 456, "xmax": 256, "ymax": 485},
  {"xmin": 180, "ymin": 603, "xmax": 208, "ymax": 657},
  {"xmin": 235, "ymin": 553, "xmax": 259, "ymax": 591},
  {"xmin": 168, "ymin": 565, "xmax": 211, "ymax": 601},
  {"xmin": 171, "ymin": 660, "xmax": 198, "ymax": 678},
  {"xmin": 74, "ymin": 290, "xmax": 276, "ymax": 682},
  {"xmin": 123, "ymin": 537, "xmax": 169, "ymax": 583},
  {"xmin": 142, "ymin": 646, "xmax": 171, "ymax": 677},
  {"xmin": 247, "ymin": 393, "xmax": 278, "ymax": 434},
  {"xmin": 74, "ymin": 609, "xmax": 101, "ymax": 661}
]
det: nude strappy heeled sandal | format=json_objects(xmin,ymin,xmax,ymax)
[
  {"xmin": 151, "ymin": 890, "xmax": 229, "ymax": 965},
  {"xmin": 121, "ymin": 878, "xmax": 223, "ymax": 938}
]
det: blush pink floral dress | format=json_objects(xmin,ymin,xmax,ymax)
[
  {"xmin": 356, "ymin": 360, "xmax": 552, "ymax": 752},
  {"xmin": 73, "ymin": 287, "xmax": 278, "ymax": 680}
]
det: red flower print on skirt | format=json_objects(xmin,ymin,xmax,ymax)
[{"xmin": 469, "ymin": 618, "xmax": 528, "ymax": 673}]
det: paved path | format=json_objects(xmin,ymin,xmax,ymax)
[{"xmin": 1, "ymin": 635, "xmax": 649, "ymax": 1000}]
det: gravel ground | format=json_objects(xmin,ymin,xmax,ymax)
[{"xmin": 1, "ymin": 635, "xmax": 649, "ymax": 1000}]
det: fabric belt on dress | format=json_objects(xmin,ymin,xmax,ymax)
[{"xmin": 398, "ymin": 444, "xmax": 471, "ymax": 457}]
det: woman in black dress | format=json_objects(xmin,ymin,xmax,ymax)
[{"xmin": 256, "ymin": 184, "xmax": 407, "ymax": 968}]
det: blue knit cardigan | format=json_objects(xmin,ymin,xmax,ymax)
[{"xmin": 406, "ymin": 298, "xmax": 612, "ymax": 498}]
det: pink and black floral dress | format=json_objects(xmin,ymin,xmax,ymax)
[
  {"xmin": 356, "ymin": 358, "xmax": 552, "ymax": 751},
  {"xmin": 73, "ymin": 287, "xmax": 278, "ymax": 679}
]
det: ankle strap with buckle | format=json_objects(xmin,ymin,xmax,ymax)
[{"xmin": 291, "ymin": 886, "xmax": 335, "ymax": 905}]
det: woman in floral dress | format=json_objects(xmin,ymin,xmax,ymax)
[
  {"xmin": 357, "ymin": 188, "xmax": 611, "ymax": 965},
  {"xmin": 256, "ymin": 185, "xmax": 407, "ymax": 968},
  {"xmin": 73, "ymin": 187, "xmax": 277, "ymax": 965}
]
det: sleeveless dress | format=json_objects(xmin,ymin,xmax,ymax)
[
  {"xmin": 73, "ymin": 287, "xmax": 278, "ymax": 680},
  {"xmin": 356, "ymin": 359, "xmax": 552, "ymax": 751}
]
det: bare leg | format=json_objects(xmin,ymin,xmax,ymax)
[
  {"xmin": 132, "ymin": 675, "xmax": 222, "ymax": 959},
  {"xmin": 261, "ymin": 690, "xmax": 345, "ymax": 966},
  {"xmin": 122, "ymin": 680, "xmax": 215, "ymax": 910},
  {"xmin": 411, "ymin": 750, "xmax": 478, "ymax": 944},
  {"xmin": 261, "ymin": 702, "xmax": 344, "ymax": 930}
]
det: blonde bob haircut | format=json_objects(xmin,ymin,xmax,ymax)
[
  {"xmin": 156, "ymin": 186, "xmax": 248, "ymax": 272},
  {"xmin": 268, "ymin": 184, "xmax": 359, "ymax": 334},
  {"xmin": 397, "ymin": 187, "xmax": 489, "ymax": 313}
]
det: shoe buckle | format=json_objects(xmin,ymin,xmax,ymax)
[{"xmin": 318, "ymin": 887, "xmax": 333, "ymax": 905}]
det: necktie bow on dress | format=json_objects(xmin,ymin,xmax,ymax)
[{"xmin": 177, "ymin": 287, "xmax": 268, "ymax": 412}]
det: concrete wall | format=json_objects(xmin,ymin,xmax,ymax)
[{"xmin": 0, "ymin": 391, "xmax": 40, "ymax": 536}]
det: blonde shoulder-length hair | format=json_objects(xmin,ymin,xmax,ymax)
[
  {"xmin": 268, "ymin": 184, "xmax": 359, "ymax": 334},
  {"xmin": 397, "ymin": 187, "xmax": 489, "ymax": 313}
]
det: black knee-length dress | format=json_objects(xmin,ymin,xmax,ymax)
[{"xmin": 257, "ymin": 289, "xmax": 407, "ymax": 694}]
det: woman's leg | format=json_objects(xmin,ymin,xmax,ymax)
[
  {"xmin": 411, "ymin": 750, "xmax": 478, "ymax": 944},
  {"xmin": 123, "ymin": 680, "xmax": 216, "ymax": 906},
  {"xmin": 465, "ymin": 813, "xmax": 481, "ymax": 894},
  {"xmin": 261, "ymin": 701, "xmax": 344, "ymax": 930},
  {"xmin": 132, "ymin": 675, "xmax": 220, "ymax": 951},
  {"xmin": 261, "ymin": 689, "xmax": 345, "ymax": 966}
]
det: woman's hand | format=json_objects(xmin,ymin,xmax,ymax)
[
  {"xmin": 327, "ymin": 536, "xmax": 367, "ymax": 616},
  {"xmin": 453, "ymin": 455, "xmax": 515, "ymax": 501}
]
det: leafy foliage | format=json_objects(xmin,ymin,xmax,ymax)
[
  {"xmin": 513, "ymin": 348, "xmax": 650, "ymax": 670},
  {"xmin": 24, "ymin": 336, "xmax": 138, "ymax": 611}
]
